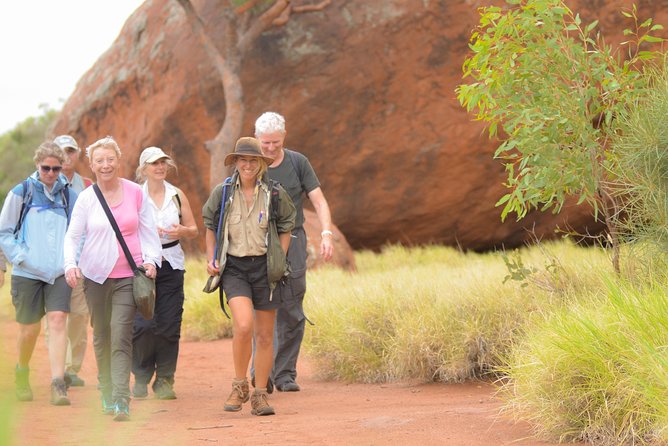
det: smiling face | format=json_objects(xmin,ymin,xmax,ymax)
[
  {"xmin": 36, "ymin": 156, "xmax": 63, "ymax": 189},
  {"xmin": 144, "ymin": 158, "xmax": 169, "ymax": 182},
  {"xmin": 90, "ymin": 147, "xmax": 120, "ymax": 182},
  {"xmin": 235, "ymin": 155, "xmax": 262, "ymax": 182}
]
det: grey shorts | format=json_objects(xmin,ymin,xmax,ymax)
[
  {"xmin": 11, "ymin": 275, "xmax": 71, "ymax": 324},
  {"xmin": 222, "ymin": 255, "xmax": 280, "ymax": 311}
]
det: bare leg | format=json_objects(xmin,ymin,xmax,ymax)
[
  {"xmin": 17, "ymin": 322, "xmax": 40, "ymax": 368},
  {"xmin": 46, "ymin": 311, "xmax": 68, "ymax": 379},
  {"xmin": 228, "ymin": 297, "xmax": 254, "ymax": 379},
  {"xmin": 253, "ymin": 309, "xmax": 276, "ymax": 390}
]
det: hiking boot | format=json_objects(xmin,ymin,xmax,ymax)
[
  {"xmin": 250, "ymin": 389, "xmax": 275, "ymax": 416},
  {"xmin": 223, "ymin": 378, "xmax": 249, "ymax": 412},
  {"xmin": 15, "ymin": 365, "xmax": 33, "ymax": 402},
  {"xmin": 276, "ymin": 381, "xmax": 301, "ymax": 392},
  {"xmin": 133, "ymin": 381, "xmax": 148, "ymax": 399},
  {"xmin": 113, "ymin": 399, "xmax": 130, "ymax": 421},
  {"xmin": 251, "ymin": 375, "xmax": 274, "ymax": 394},
  {"xmin": 153, "ymin": 377, "xmax": 176, "ymax": 400},
  {"xmin": 50, "ymin": 378, "xmax": 71, "ymax": 406},
  {"xmin": 65, "ymin": 372, "xmax": 85, "ymax": 387}
]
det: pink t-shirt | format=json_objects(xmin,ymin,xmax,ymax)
[{"xmin": 108, "ymin": 180, "xmax": 144, "ymax": 278}]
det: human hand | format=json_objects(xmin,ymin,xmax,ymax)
[
  {"xmin": 65, "ymin": 268, "xmax": 82, "ymax": 288},
  {"xmin": 207, "ymin": 259, "xmax": 220, "ymax": 277},
  {"xmin": 163, "ymin": 224, "xmax": 182, "ymax": 240},
  {"xmin": 143, "ymin": 263, "xmax": 157, "ymax": 279},
  {"xmin": 320, "ymin": 235, "xmax": 334, "ymax": 261}
]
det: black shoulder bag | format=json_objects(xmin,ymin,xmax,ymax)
[{"xmin": 93, "ymin": 184, "xmax": 156, "ymax": 319}]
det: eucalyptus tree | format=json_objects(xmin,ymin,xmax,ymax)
[
  {"xmin": 457, "ymin": 0, "xmax": 663, "ymax": 271},
  {"xmin": 174, "ymin": 0, "xmax": 331, "ymax": 187}
]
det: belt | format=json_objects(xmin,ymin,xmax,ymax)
[{"xmin": 162, "ymin": 240, "xmax": 180, "ymax": 249}]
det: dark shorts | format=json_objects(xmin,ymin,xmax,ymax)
[
  {"xmin": 11, "ymin": 275, "xmax": 71, "ymax": 324},
  {"xmin": 222, "ymin": 255, "xmax": 280, "ymax": 311}
]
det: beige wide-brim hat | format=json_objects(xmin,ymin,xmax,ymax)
[{"xmin": 223, "ymin": 137, "xmax": 274, "ymax": 166}]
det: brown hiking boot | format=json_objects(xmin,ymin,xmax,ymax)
[
  {"xmin": 223, "ymin": 378, "xmax": 249, "ymax": 412},
  {"xmin": 250, "ymin": 389, "xmax": 275, "ymax": 416},
  {"xmin": 50, "ymin": 378, "xmax": 71, "ymax": 406}
]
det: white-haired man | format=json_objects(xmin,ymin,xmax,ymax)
[{"xmin": 254, "ymin": 111, "xmax": 334, "ymax": 392}]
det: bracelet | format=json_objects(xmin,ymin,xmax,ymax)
[{"xmin": 321, "ymin": 230, "xmax": 333, "ymax": 237}]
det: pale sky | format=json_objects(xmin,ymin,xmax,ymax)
[{"xmin": 0, "ymin": 0, "xmax": 145, "ymax": 134}]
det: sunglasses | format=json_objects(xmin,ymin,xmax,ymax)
[{"xmin": 40, "ymin": 165, "xmax": 63, "ymax": 173}]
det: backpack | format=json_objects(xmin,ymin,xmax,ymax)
[{"xmin": 13, "ymin": 179, "xmax": 71, "ymax": 238}]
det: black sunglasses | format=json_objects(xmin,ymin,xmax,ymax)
[{"xmin": 40, "ymin": 165, "xmax": 62, "ymax": 173}]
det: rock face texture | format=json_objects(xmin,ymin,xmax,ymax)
[{"xmin": 52, "ymin": 0, "xmax": 666, "ymax": 255}]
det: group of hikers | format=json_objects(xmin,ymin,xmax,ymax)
[{"xmin": 0, "ymin": 111, "xmax": 334, "ymax": 420}]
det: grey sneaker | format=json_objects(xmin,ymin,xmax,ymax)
[
  {"xmin": 65, "ymin": 372, "xmax": 85, "ymax": 387},
  {"xmin": 15, "ymin": 365, "xmax": 33, "ymax": 402},
  {"xmin": 50, "ymin": 378, "xmax": 71, "ymax": 406},
  {"xmin": 250, "ymin": 389, "xmax": 275, "ymax": 416},
  {"xmin": 223, "ymin": 379, "xmax": 249, "ymax": 412},
  {"xmin": 276, "ymin": 381, "xmax": 301, "ymax": 392},
  {"xmin": 113, "ymin": 398, "xmax": 130, "ymax": 421},
  {"xmin": 133, "ymin": 381, "xmax": 148, "ymax": 399},
  {"xmin": 153, "ymin": 377, "xmax": 176, "ymax": 400}
]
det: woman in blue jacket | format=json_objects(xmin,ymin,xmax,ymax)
[{"xmin": 0, "ymin": 141, "xmax": 77, "ymax": 406}]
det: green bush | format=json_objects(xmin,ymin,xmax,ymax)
[
  {"xmin": 501, "ymin": 279, "xmax": 668, "ymax": 445},
  {"xmin": 0, "ymin": 106, "xmax": 58, "ymax": 204},
  {"xmin": 613, "ymin": 60, "xmax": 668, "ymax": 261}
]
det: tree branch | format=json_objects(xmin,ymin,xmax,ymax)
[
  {"xmin": 237, "ymin": 0, "xmax": 291, "ymax": 54},
  {"xmin": 235, "ymin": 0, "xmax": 263, "ymax": 15},
  {"xmin": 293, "ymin": 0, "xmax": 331, "ymax": 13}
]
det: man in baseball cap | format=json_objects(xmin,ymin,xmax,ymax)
[{"xmin": 52, "ymin": 134, "xmax": 91, "ymax": 387}]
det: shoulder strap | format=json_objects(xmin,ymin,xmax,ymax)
[
  {"xmin": 61, "ymin": 184, "xmax": 71, "ymax": 224},
  {"xmin": 285, "ymin": 149, "xmax": 307, "ymax": 194},
  {"xmin": 212, "ymin": 176, "xmax": 233, "ymax": 265},
  {"xmin": 13, "ymin": 180, "xmax": 32, "ymax": 237},
  {"xmin": 172, "ymin": 193, "xmax": 182, "ymax": 222},
  {"xmin": 93, "ymin": 184, "xmax": 138, "ymax": 272},
  {"xmin": 269, "ymin": 180, "xmax": 281, "ymax": 222}
]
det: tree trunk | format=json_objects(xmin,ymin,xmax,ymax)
[{"xmin": 207, "ymin": 59, "xmax": 244, "ymax": 186}]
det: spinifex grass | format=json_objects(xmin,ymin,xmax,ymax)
[
  {"xmin": 501, "ymin": 279, "xmax": 668, "ymax": 445},
  {"xmin": 303, "ymin": 241, "xmax": 610, "ymax": 384}
]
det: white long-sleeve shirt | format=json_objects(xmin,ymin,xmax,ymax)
[{"xmin": 64, "ymin": 179, "xmax": 161, "ymax": 284}]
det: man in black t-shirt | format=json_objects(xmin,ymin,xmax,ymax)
[{"xmin": 254, "ymin": 111, "xmax": 334, "ymax": 392}]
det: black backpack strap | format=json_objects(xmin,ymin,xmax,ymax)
[
  {"xmin": 13, "ymin": 180, "xmax": 32, "ymax": 238},
  {"xmin": 93, "ymin": 184, "xmax": 138, "ymax": 272},
  {"xmin": 269, "ymin": 180, "xmax": 281, "ymax": 222},
  {"xmin": 285, "ymin": 149, "xmax": 307, "ymax": 194},
  {"xmin": 61, "ymin": 184, "xmax": 71, "ymax": 225},
  {"xmin": 172, "ymin": 192, "xmax": 182, "ymax": 222}
]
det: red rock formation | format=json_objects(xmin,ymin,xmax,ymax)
[{"xmin": 52, "ymin": 0, "xmax": 667, "ymax": 256}]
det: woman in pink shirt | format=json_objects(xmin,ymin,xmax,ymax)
[{"xmin": 64, "ymin": 136, "xmax": 161, "ymax": 421}]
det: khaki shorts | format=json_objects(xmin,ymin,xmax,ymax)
[{"xmin": 11, "ymin": 275, "xmax": 71, "ymax": 324}]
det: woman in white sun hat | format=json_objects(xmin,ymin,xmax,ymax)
[{"xmin": 131, "ymin": 146, "xmax": 198, "ymax": 401}]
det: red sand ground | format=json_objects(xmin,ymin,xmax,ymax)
[{"xmin": 0, "ymin": 320, "xmax": 585, "ymax": 446}]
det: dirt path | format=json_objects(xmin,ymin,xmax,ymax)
[{"xmin": 0, "ymin": 320, "xmax": 583, "ymax": 446}]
